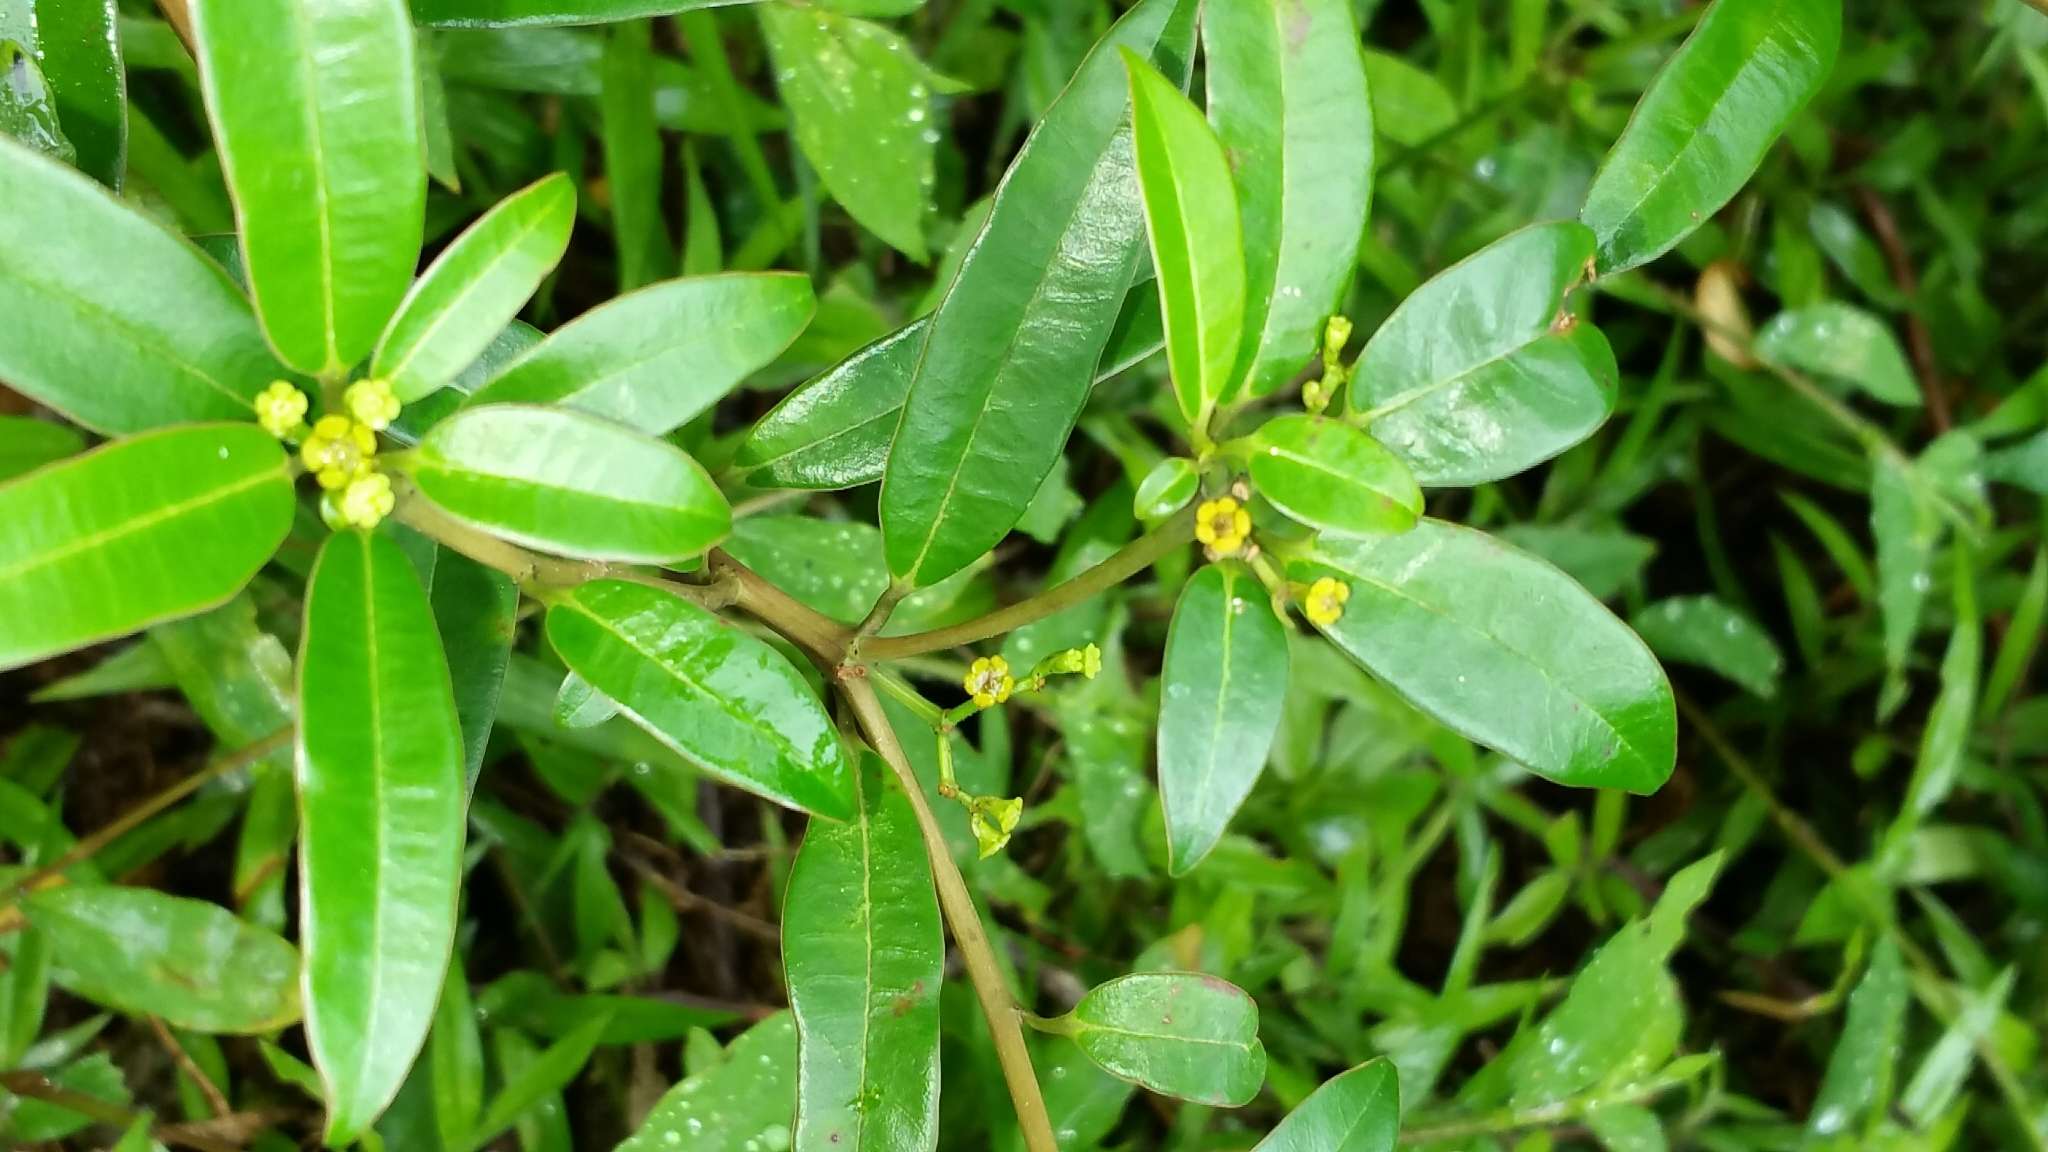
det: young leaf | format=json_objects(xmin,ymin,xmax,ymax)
[
  {"xmin": 23, "ymin": 885, "xmax": 300, "ymax": 1034},
  {"xmin": 1202, "ymin": 0, "xmax": 1373, "ymax": 398},
  {"xmin": 469, "ymin": 272, "xmax": 815, "ymax": 435},
  {"xmin": 191, "ymin": 0, "xmax": 425, "ymax": 376},
  {"xmin": 298, "ymin": 530, "xmax": 466, "ymax": 1145},
  {"xmin": 33, "ymin": 0, "xmax": 126, "ymax": 188},
  {"xmin": 408, "ymin": 404, "xmax": 731, "ymax": 564},
  {"xmin": 1124, "ymin": 48, "xmax": 1244, "ymax": 426},
  {"xmin": 544, "ymin": 580, "xmax": 856, "ymax": 819},
  {"xmin": 1351, "ymin": 222, "xmax": 1617, "ymax": 487},
  {"xmin": 1158, "ymin": 563, "xmax": 1288, "ymax": 876},
  {"xmin": 413, "ymin": 0, "xmax": 738, "ymax": 27},
  {"xmin": 618, "ymin": 1014, "xmax": 797, "ymax": 1150},
  {"xmin": 1631, "ymin": 595, "xmax": 1784, "ymax": 699},
  {"xmin": 1579, "ymin": 0, "xmax": 1841, "ymax": 274},
  {"xmin": 786, "ymin": 755, "xmax": 943, "ymax": 1152},
  {"xmin": 1253, "ymin": 1060, "xmax": 1398, "ymax": 1152},
  {"xmin": 1292, "ymin": 520, "xmax": 1676, "ymax": 793},
  {"xmin": 374, "ymin": 173, "xmax": 578, "ymax": 402},
  {"xmin": 0, "ymin": 137, "xmax": 281, "ymax": 434},
  {"xmin": 1807, "ymin": 938, "xmax": 1907, "ymax": 1139},
  {"xmin": 1066, "ymin": 972, "xmax": 1266, "ymax": 1106},
  {"xmin": 1245, "ymin": 415, "xmax": 1421, "ymax": 539},
  {"xmin": 879, "ymin": 0, "xmax": 1196, "ymax": 587},
  {"xmin": 0, "ymin": 425, "xmax": 295, "ymax": 672},
  {"xmin": 1755, "ymin": 302, "xmax": 1920, "ymax": 407}
]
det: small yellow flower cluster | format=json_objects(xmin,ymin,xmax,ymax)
[
  {"xmin": 963, "ymin": 655, "xmax": 1015, "ymax": 708},
  {"xmin": 255, "ymin": 381, "xmax": 309, "ymax": 440},
  {"xmin": 967, "ymin": 794, "xmax": 1023, "ymax": 859},
  {"xmin": 345, "ymin": 378, "xmax": 402, "ymax": 432},
  {"xmin": 300, "ymin": 415, "xmax": 378, "ymax": 491},
  {"xmin": 284, "ymin": 379, "xmax": 406, "ymax": 532},
  {"xmin": 1036, "ymin": 643, "xmax": 1102, "ymax": 682},
  {"xmin": 336, "ymin": 473, "xmax": 396, "ymax": 530},
  {"xmin": 1196, "ymin": 496, "xmax": 1251, "ymax": 558},
  {"xmin": 1304, "ymin": 576, "xmax": 1351, "ymax": 627}
]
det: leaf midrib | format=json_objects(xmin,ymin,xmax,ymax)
[{"xmin": 0, "ymin": 464, "xmax": 278, "ymax": 585}]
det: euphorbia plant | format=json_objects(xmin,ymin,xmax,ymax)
[{"xmin": 0, "ymin": 0, "xmax": 1839, "ymax": 1147}]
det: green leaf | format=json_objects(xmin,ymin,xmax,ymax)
[
  {"xmin": 544, "ymin": 579, "xmax": 856, "ymax": 819},
  {"xmin": 423, "ymin": 550, "xmax": 519, "ymax": 794},
  {"xmin": 1245, "ymin": 415, "xmax": 1421, "ymax": 538},
  {"xmin": 1134, "ymin": 457, "xmax": 1198, "ymax": 522},
  {"xmin": 1124, "ymin": 48, "xmax": 1243, "ymax": 425},
  {"xmin": 1253, "ymin": 1059, "xmax": 1398, "ymax": 1152},
  {"xmin": 1579, "ymin": 0, "xmax": 1840, "ymax": 274},
  {"xmin": 762, "ymin": 6, "xmax": 942, "ymax": 260},
  {"xmin": 408, "ymin": 404, "xmax": 731, "ymax": 564},
  {"xmin": 0, "ymin": 416, "xmax": 84, "ymax": 482},
  {"xmin": 469, "ymin": 273, "xmax": 815, "ymax": 435},
  {"xmin": 1808, "ymin": 938, "xmax": 1907, "ymax": 1139},
  {"xmin": 466, "ymin": 1013, "xmax": 610, "ymax": 1152},
  {"xmin": 1630, "ymin": 596, "xmax": 1784, "ymax": 699},
  {"xmin": 32, "ymin": 0, "xmax": 126, "ymax": 187},
  {"xmin": 414, "ymin": 0, "xmax": 743, "ymax": 27},
  {"xmin": 0, "ymin": 37, "xmax": 72, "ymax": 164},
  {"xmin": 1754, "ymin": 302, "xmax": 1920, "ymax": 407},
  {"xmin": 297, "ymin": 530, "xmax": 466, "ymax": 1145},
  {"xmin": 1293, "ymin": 520, "xmax": 1676, "ymax": 793},
  {"xmin": 431, "ymin": 955, "xmax": 485, "ymax": 1152},
  {"xmin": 599, "ymin": 20, "xmax": 671, "ymax": 291},
  {"xmin": 786, "ymin": 755, "xmax": 942, "ymax": 1151},
  {"xmin": 0, "ymin": 425, "xmax": 295, "ymax": 672},
  {"xmin": 1158, "ymin": 563, "xmax": 1288, "ymax": 876},
  {"xmin": 1202, "ymin": 0, "xmax": 1373, "ymax": 398},
  {"xmin": 0, "ymin": 137, "xmax": 281, "ymax": 434},
  {"xmin": 23, "ymin": 885, "xmax": 300, "ymax": 1034},
  {"xmin": 880, "ymin": 0, "xmax": 1196, "ymax": 587},
  {"xmin": 1352, "ymin": 222, "xmax": 1617, "ymax": 487},
  {"xmin": 1496, "ymin": 524, "xmax": 1657, "ymax": 601},
  {"xmin": 1066, "ymin": 972, "xmax": 1266, "ymax": 1106},
  {"xmin": 374, "ymin": 173, "xmax": 577, "ymax": 402},
  {"xmin": 617, "ymin": 1013, "xmax": 797, "ymax": 1152},
  {"xmin": 1872, "ymin": 451, "xmax": 1940, "ymax": 705},
  {"xmin": 191, "ymin": 0, "xmax": 425, "ymax": 376}
]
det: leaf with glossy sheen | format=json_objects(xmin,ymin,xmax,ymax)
[
  {"xmin": 33, "ymin": 0, "xmax": 126, "ymax": 187},
  {"xmin": 617, "ymin": 1014, "xmax": 796, "ymax": 1151},
  {"xmin": 1247, "ymin": 415, "xmax": 1420, "ymax": 539},
  {"xmin": 1579, "ymin": 0, "xmax": 1840, "ymax": 274},
  {"xmin": 191, "ymin": 0, "xmax": 425, "ymax": 376},
  {"xmin": 0, "ymin": 425, "xmax": 294, "ymax": 673},
  {"xmin": 880, "ymin": 0, "xmax": 1196, "ymax": 587},
  {"xmin": 1808, "ymin": 937, "xmax": 1907, "ymax": 1138},
  {"xmin": 23, "ymin": 885, "xmax": 300, "ymax": 1034},
  {"xmin": 762, "ymin": 6, "xmax": 940, "ymax": 260},
  {"xmin": 545, "ymin": 580, "xmax": 855, "ymax": 819},
  {"xmin": 0, "ymin": 35, "xmax": 72, "ymax": 163},
  {"xmin": 414, "ymin": 0, "xmax": 742, "ymax": 26},
  {"xmin": 787, "ymin": 755, "xmax": 942, "ymax": 1152},
  {"xmin": 0, "ymin": 137, "xmax": 281, "ymax": 433},
  {"xmin": 1755, "ymin": 302, "xmax": 1920, "ymax": 407},
  {"xmin": 1158, "ymin": 564, "xmax": 1287, "ymax": 876},
  {"xmin": 1254, "ymin": 1060, "xmax": 1398, "ymax": 1152},
  {"xmin": 1203, "ymin": 0, "xmax": 1372, "ymax": 398},
  {"xmin": 1125, "ymin": 50, "xmax": 1242, "ymax": 424},
  {"xmin": 1631, "ymin": 595, "xmax": 1784, "ymax": 699},
  {"xmin": 469, "ymin": 273, "xmax": 814, "ymax": 434},
  {"xmin": 375, "ymin": 173, "xmax": 577, "ymax": 402},
  {"xmin": 1067, "ymin": 972, "xmax": 1266, "ymax": 1106},
  {"xmin": 409, "ymin": 404, "xmax": 731, "ymax": 564},
  {"xmin": 298, "ymin": 531, "xmax": 466, "ymax": 1145},
  {"xmin": 1293, "ymin": 520, "xmax": 1676, "ymax": 793}
]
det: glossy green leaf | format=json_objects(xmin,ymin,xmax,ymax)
[
  {"xmin": 414, "ymin": 0, "xmax": 743, "ymax": 27},
  {"xmin": 1496, "ymin": 524, "xmax": 1657, "ymax": 601},
  {"xmin": 1631, "ymin": 595, "xmax": 1784, "ymax": 699},
  {"xmin": 1755, "ymin": 302, "xmax": 1920, "ymax": 407},
  {"xmin": 1134, "ymin": 457, "xmax": 1198, "ymax": 522},
  {"xmin": 1872, "ymin": 451, "xmax": 1940, "ymax": 704},
  {"xmin": 374, "ymin": 173, "xmax": 577, "ymax": 402},
  {"xmin": 0, "ymin": 137, "xmax": 281, "ymax": 434},
  {"xmin": 33, "ymin": 0, "xmax": 126, "ymax": 187},
  {"xmin": 1202, "ymin": 0, "xmax": 1373, "ymax": 398},
  {"xmin": 0, "ymin": 425, "xmax": 294, "ymax": 673},
  {"xmin": 617, "ymin": 1013, "xmax": 797, "ymax": 1151},
  {"xmin": 786, "ymin": 754, "xmax": 942, "ymax": 1151},
  {"xmin": 0, "ymin": 36, "xmax": 71, "ymax": 163},
  {"xmin": 297, "ymin": 530, "xmax": 466, "ymax": 1145},
  {"xmin": 1125, "ymin": 49, "xmax": 1243, "ymax": 424},
  {"xmin": 1246, "ymin": 415, "xmax": 1421, "ymax": 538},
  {"xmin": 469, "ymin": 273, "xmax": 815, "ymax": 434},
  {"xmin": 1579, "ymin": 0, "xmax": 1840, "ymax": 274},
  {"xmin": 0, "ymin": 416, "xmax": 83, "ymax": 482},
  {"xmin": 23, "ymin": 885, "xmax": 300, "ymax": 1034},
  {"xmin": 1807, "ymin": 937, "xmax": 1907, "ymax": 1138},
  {"xmin": 1253, "ymin": 1059, "xmax": 1398, "ymax": 1152},
  {"xmin": 1293, "ymin": 520, "xmax": 1676, "ymax": 793},
  {"xmin": 1159, "ymin": 563, "xmax": 1288, "ymax": 876},
  {"xmin": 544, "ymin": 579, "xmax": 856, "ymax": 819},
  {"xmin": 762, "ymin": 6, "xmax": 941, "ymax": 260},
  {"xmin": 880, "ymin": 0, "xmax": 1195, "ymax": 587},
  {"xmin": 191, "ymin": 0, "xmax": 425, "ymax": 376},
  {"xmin": 409, "ymin": 404, "xmax": 731, "ymax": 564},
  {"xmin": 1352, "ymin": 222, "xmax": 1617, "ymax": 487},
  {"xmin": 1066, "ymin": 972, "xmax": 1266, "ymax": 1106}
]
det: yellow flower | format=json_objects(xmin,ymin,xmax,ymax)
[
  {"xmin": 962, "ymin": 655, "xmax": 1014, "ymax": 708},
  {"xmin": 344, "ymin": 378, "xmax": 402, "ymax": 432},
  {"xmin": 299, "ymin": 415, "xmax": 378, "ymax": 490},
  {"xmin": 1304, "ymin": 577, "xmax": 1351, "ymax": 628},
  {"xmin": 255, "ymin": 381, "xmax": 309, "ymax": 440},
  {"xmin": 968, "ymin": 795, "xmax": 1023, "ymax": 859},
  {"xmin": 337, "ymin": 473, "xmax": 396, "ymax": 530},
  {"xmin": 1195, "ymin": 496, "xmax": 1251, "ymax": 557},
  {"xmin": 1079, "ymin": 642, "xmax": 1101, "ymax": 680}
]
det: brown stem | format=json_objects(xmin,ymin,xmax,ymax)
[
  {"xmin": 715, "ymin": 552, "xmax": 851, "ymax": 662},
  {"xmin": 149, "ymin": 1015, "xmax": 230, "ymax": 1117},
  {"xmin": 1855, "ymin": 185, "xmax": 1950, "ymax": 431},
  {"xmin": 0, "ymin": 1070, "xmax": 246, "ymax": 1152}
]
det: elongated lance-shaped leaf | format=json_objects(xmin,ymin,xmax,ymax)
[
  {"xmin": 1808, "ymin": 937, "xmax": 1907, "ymax": 1138},
  {"xmin": 375, "ymin": 173, "xmax": 577, "ymax": 402},
  {"xmin": 1253, "ymin": 1060, "xmax": 1399, "ymax": 1152},
  {"xmin": 1203, "ymin": 0, "xmax": 1373, "ymax": 398},
  {"xmin": 1246, "ymin": 415, "xmax": 1420, "ymax": 539},
  {"xmin": 33, "ymin": 0, "xmax": 126, "ymax": 188},
  {"xmin": 413, "ymin": 0, "xmax": 746, "ymax": 27},
  {"xmin": 190, "ymin": 0, "xmax": 425, "ymax": 377},
  {"xmin": 1580, "ymin": 0, "xmax": 1840, "ymax": 274},
  {"xmin": 297, "ymin": 530, "xmax": 466, "ymax": 1145},
  {"xmin": 786, "ymin": 754, "xmax": 942, "ymax": 1152},
  {"xmin": 1067, "ymin": 972, "xmax": 1266, "ymax": 1106},
  {"xmin": 879, "ymin": 0, "xmax": 1196, "ymax": 587},
  {"xmin": 0, "ymin": 137, "xmax": 282, "ymax": 434},
  {"xmin": 618, "ymin": 1013, "xmax": 797, "ymax": 1150},
  {"xmin": 0, "ymin": 425, "xmax": 294, "ymax": 672},
  {"xmin": 1158, "ymin": 564, "xmax": 1288, "ymax": 876}
]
